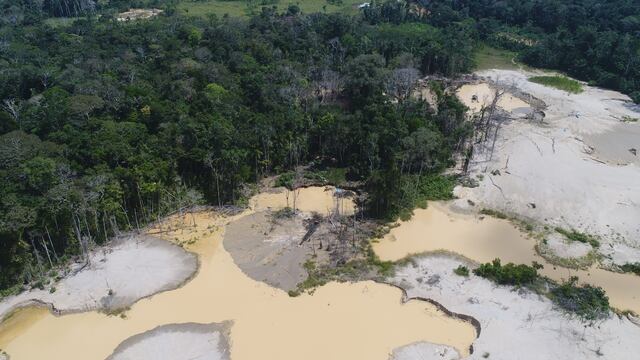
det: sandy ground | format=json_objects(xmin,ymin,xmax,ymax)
[
  {"xmin": 456, "ymin": 69, "xmax": 640, "ymax": 267},
  {"xmin": 0, "ymin": 235, "xmax": 197, "ymax": 320},
  {"xmin": 392, "ymin": 254, "xmax": 640, "ymax": 360},
  {"xmin": 107, "ymin": 322, "xmax": 231, "ymax": 360},
  {"xmin": 224, "ymin": 211, "xmax": 314, "ymax": 291},
  {"xmin": 373, "ymin": 202, "xmax": 640, "ymax": 314},
  {"xmin": 390, "ymin": 342, "xmax": 461, "ymax": 360},
  {"xmin": 116, "ymin": 9, "xmax": 162, "ymax": 21},
  {"xmin": 0, "ymin": 209, "xmax": 476, "ymax": 360}
]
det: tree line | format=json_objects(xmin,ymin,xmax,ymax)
[
  {"xmin": 426, "ymin": 0, "xmax": 640, "ymax": 102},
  {"xmin": 0, "ymin": 2, "xmax": 474, "ymax": 291}
]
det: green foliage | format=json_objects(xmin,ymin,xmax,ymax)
[
  {"xmin": 620, "ymin": 263, "xmax": 640, "ymax": 276},
  {"xmin": 550, "ymin": 277, "xmax": 610, "ymax": 320},
  {"xmin": 555, "ymin": 227, "xmax": 599, "ymax": 248},
  {"xmin": 473, "ymin": 259, "xmax": 539, "ymax": 286},
  {"xmin": 479, "ymin": 208, "xmax": 508, "ymax": 219},
  {"xmin": 275, "ymin": 172, "xmax": 295, "ymax": 189},
  {"xmin": 0, "ymin": 2, "xmax": 477, "ymax": 291},
  {"xmin": 453, "ymin": 265, "xmax": 469, "ymax": 276},
  {"xmin": 474, "ymin": 45, "xmax": 519, "ymax": 71},
  {"xmin": 529, "ymin": 76, "xmax": 584, "ymax": 94}
]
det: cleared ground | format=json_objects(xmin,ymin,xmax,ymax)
[
  {"xmin": 0, "ymin": 235, "xmax": 197, "ymax": 320},
  {"xmin": 392, "ymin": 254, "xmax": 640, "ymax": 360}
]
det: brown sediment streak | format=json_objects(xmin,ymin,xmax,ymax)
[{"xmin": 379, "ymin": 281, "xmax": 481, "ymax": 355}]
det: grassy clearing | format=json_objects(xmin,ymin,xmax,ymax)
[
  {"xmin": 473, "ymin": 45, "xmax": 520, "ymax": 71},
  {"xmin": 177, "ymin": 0, "xmax": 362, "ymax": 18},
  {"xmin": 529, "ymin": 75, "xmax": 583, "ymax": 94}
]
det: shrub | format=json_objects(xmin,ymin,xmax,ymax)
[
  {"xmin": 555, "ymin": 227, "xmax": 599, "ymax": 248},
  {"xmin": 275, "ymin": 172, "xmax": 295, "ymax": 189},
  {"xmin": 620, "ymin": 263, "xmax": 640, "ymax": 276},
  {"xmin": 550, "ymin": 277, "xmax": 609, "ymax": 320},
  {"xmin": 473, "ymin": 258, "xmax": 538, "ymax": 286},
  {"xmin": 454, "ymin": 265, "xmax": 470, "ymax": 276},
  {"xmin": 480, "ymin": 208, "xmax": 507, "ymax": 219}
]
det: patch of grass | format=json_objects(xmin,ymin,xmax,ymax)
[
  {"xmin": 550, "ymin": 276, "xmax": 610, "ymax": 320},
  {"xmin": 620, "ymin": 262, "xmax": 640, "ymax": 276},
  {"xmin": 479, "ymin": 208, "xmax": 508, "ymax": 219},
  {"xmin": 473, "ymin": 258, "xmax": 539, "ymax": 286},
  {"xmin": 473, "ymin": 45, "xmax": 519, "ymax": 71},
  {"xmin": 555, "ymin": 227, "xmax": 599, "ymax": 248},
  {"xmin": 453, "ymin": 265, "xmax": 469, "ymax": 276},
  {"xmin": 529, "ymin": 75, "xmax": 583, "ymax": 94}
]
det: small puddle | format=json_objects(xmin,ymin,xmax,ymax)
[
  {"xmin": 457, "ymin": 83, "xmax": 530, "ymax": 114},
  {"xmin": 251, "ymin": 186, "xmax": 355, "ymax": 216},
  {"xmin": 0, "ymin": 191, "xmax": 473, "ymax": 359},
  {"xmin": 373, "ymin": 202, "xmax": 640, "ymax": 314}
]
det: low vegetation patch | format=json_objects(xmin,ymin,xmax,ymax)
[
  {"xmin": 453, "ymin": 265, "xmax": 470, "ymax": 276},
  {"xmin": 475, "ymin": 259, "xmax": 610, "ymax": 320},
  {"xmin": 555, "ymin": 227, "xmax": 599, "ymax": 248},
  {"xmin": 620, "ymin": 262, "xmax": 640, "ymax": 276},
  {"xmin": 529, "ymin": 75, "xmax": 583, "ymax": 94},
  {"xmin": 550, "ymin": 277, "xmax": 610, "ymax": 320},
  {"xmin": 479, "ymin": 208, "xmax": 508, "ymax": 219},
  {"xmin": 473, "ymin": 258, "xmax": 539, "ymax": 286}
]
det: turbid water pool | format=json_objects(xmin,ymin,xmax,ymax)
[
  {"xmin": 373, "ymin": 202, "xmax": 640, "ymax": 313},
  {"xmin": 0, "ymin": 190, "xmax": 473, "ymax": 360}
]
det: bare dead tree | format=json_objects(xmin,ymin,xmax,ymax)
[
  {"xmin": 2, "ymin": 98, "xmax": 21, "ymax": 129},
  {"xmin": 385, "ymin": 67, "xmax": 420, "ymax": 103}
]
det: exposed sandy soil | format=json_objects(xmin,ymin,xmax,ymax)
[
  {"xmin": 390, "ymin": 342, "xmax": 460, "ymax": 360},
  {"xmin": 0, "ymin": 208, "xmax": 476, "ymax": 360},
  {"xmin": 116, "ymin": 9, "xmax": 163, "ymax": 21},
  {"xmin": 107, "ymin": 322, "xmax": 231, "ymax": 360},
  {"xmin": 457, "ymin": 82, "xmax": 530, "ymax": 113},
  {"xmin": 455, "ymin": 69, "xmax": 640, "ymax": 268},
  {"xmin": 392, "ymin": 254, "xmax": 640, "ymax": 360},
  {"xmin": 373, "ymin": 202, "xmax": 640, "ymax": 314},
  {"xmin": 0, "ymin": 235, "xmax": 197, "ymax": 320}
]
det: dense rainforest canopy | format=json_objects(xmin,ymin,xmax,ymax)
[
  {"xmin": 0, "ymin": 0, "xmax": 638, "ymax": 292},
  {"xmin": 0, "ymin": 0, "xmax": 474, "ymax": 290}
]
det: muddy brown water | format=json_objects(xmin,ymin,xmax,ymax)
[
  {"xmin": 0, "ymin": 189, "xmax": 474, "ymax": 360},
  {"xmin": 457, "ymin": 83, "xmax": 530, "ymax": 114},
  {"xmin": 251, "ymin": 186, "xmax": 355, "ymax": 216},
  {"xmin": 373, "ymin": 202, "xmax": 640, "ymax": 314}
]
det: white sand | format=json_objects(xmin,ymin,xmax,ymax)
[
  {"xmin": 390, "ymin": 342, "xmax": 461, "ymax": 360},
  {"xmin": 0, "ymin": 235, "xmax": 197, "ymax": 319},
  {"xmin": 456, "ymin": 69, "xmax": 640, "ymax": 267},
  {"xmin": 393, "ymin": 254, "xmax": 640, "ymax": 360},
  {"xmin": 107, "ymin": 322, "xmax": 230, "ymax": 360}
]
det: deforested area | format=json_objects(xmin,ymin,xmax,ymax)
[{"xmin": 1, "ymin": 0, "xmax": 639, "ymax": 359}]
